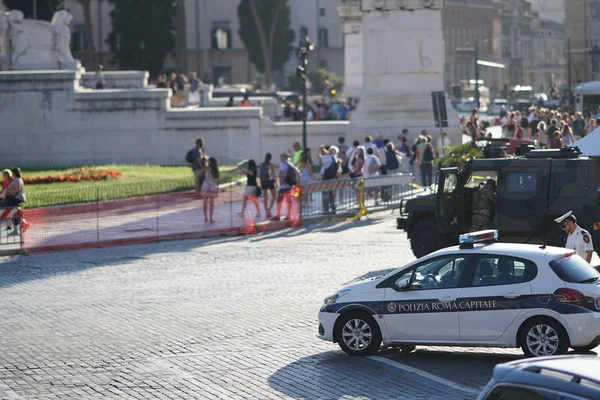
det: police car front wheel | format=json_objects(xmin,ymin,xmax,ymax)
[
  {"xmin": 335, "ymin": 311, "xmax": 382, "ymax": 356},
  {"xmin": 519, "ymin": 318, "xmax": 569, "ymax": 358}
]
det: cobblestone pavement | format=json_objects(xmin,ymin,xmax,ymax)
[{"xmin": 1, "ymin": 212, "xmax": 598, "ymax": 399}]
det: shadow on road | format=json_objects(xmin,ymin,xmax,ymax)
[
  {"xmin": 267, "ymin": 350, "xmax": 469, "ymax": 400},
  {"xmin": 0, "ymin": 213, "xmax": 396, "ymax": 289}
]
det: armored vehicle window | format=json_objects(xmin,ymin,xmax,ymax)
[
  {"xmin": 443, "ymin": 174, "xmax": 458, "ymax": 193},
  {"xmin": 464, "ymin": 171, "xmax": 498, "ymax": 189},
  {"xmin": 504, "ymin": 172, "xmax": 537, "ymax": 193}
]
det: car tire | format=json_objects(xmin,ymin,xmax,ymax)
[
  {"xmin": 335, "ymin": 311, "xmax": 382, "ymax": 356},
  {"xmin": 519, "ymin": 318, "xmax": 569, "ymax": 358},
  {"xmin": 410, "ymin": 218, "xmax": 444, "ymax": 258},
  {"xmin": 572, "ymin": 344, "xmax": 599, "ymax": 353}
]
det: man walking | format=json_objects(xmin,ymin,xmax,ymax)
[
  {"xmin": 192, "ymin": 138, "xmax": 205, "ymax": 192},
  {"xmin": 555, "ymin": 211, "xmax": 594, "ymax": 263}
]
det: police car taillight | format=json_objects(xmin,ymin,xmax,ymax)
[
  {"xmin": 554, "ymin": 288, "xmax": 587, "ymax": 307},
  {"xmin": 564, "ymin": 251, "xmax": 575, "ymax": 258},
  {"xmin": 459, "ymin": 230, "xmax": 498, "ymax": 245}
]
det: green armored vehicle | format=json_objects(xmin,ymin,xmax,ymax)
[{"xmin": 397, "ymin": 147, "xmax": 600, "ymax": 258}]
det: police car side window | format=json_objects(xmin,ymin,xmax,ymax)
[
  {"xmin": 472, "ymin": 256, "xmax": 536, "ymax": 287},
  {"xmin": 394, "ymin": 256, "xmax": 468, "ymax": 290}
]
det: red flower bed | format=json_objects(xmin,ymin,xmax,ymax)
[{"xmin": 24, "ymin": 167, "xmax": 123, "ymax": 184}]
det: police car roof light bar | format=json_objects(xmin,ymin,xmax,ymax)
[{"xmin": 459, "ymin": 230, "xmax": 498, "ymax": 249}]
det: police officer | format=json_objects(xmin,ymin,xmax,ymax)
[
  {"xmin": 471, "ymin": 179, "xmax": 496, "ymax": 231},
  {"xmin": 555, "ymin": 211, "xmax": 593, "ymax": 263}
]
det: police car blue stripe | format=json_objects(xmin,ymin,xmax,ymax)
[{"xmin": 321, "ymin": 295, "xmax": 598, "ymax": 315}]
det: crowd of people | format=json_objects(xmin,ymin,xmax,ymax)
[
  {"xmin": 188, "ymin": 130, "xmax": 452, "ymax": 222},
  {"xmin": 283, "ymin": 99, "xmax": 358, "ymax": 121},
  {"xmin": 468, "ymin": 105, "xmax": 600, "ymax": 152}
]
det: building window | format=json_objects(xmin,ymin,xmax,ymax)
[
  {"xmin": 299, "ymin": 25, "xmax": 309, "ymax": 38},
  {"xmin": 212, "ymin": 21, "xmax": 231, "ymax": 50},
  {"xmin": 319, "ymin": 59, "xmax": 327, "ymax": 69},
  {"xmin": 502, "ymin": 41, "xmax": 511, "ymax": 59},
  {"xmin": 213, "ymin": 65, "xmax": 231, "ymax": 86},
  {"xmin": 319, "ymin": 7, "xmax": 325, "ymax": 17},
  {"xmin": 71, "ymin": 23, "xmax": 86, "ymax": 52},
  {"xmin": 318, "ymin": 27, "xmax": 328, "ymax": 48},
  {"xmin": 501, "ymin": 22, "xmax": 510, "ymax": 35}
]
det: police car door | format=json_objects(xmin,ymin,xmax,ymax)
[
  {"xmin": 458, "ymin": 254, "xmax": 535, "ymax": 341},
  {"xmin": 381, "ymin": 254, "xmax": 472, "ymax": 341}
]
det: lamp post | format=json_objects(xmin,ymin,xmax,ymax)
[
  {"xmin": 296, "ymin": 35, "xmax": 314, "ymax": 150},
  {"xmin": 474, "ymin": 45, "xmax": 480, "ymax": 110}
]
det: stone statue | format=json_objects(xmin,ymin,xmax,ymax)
[
  {"xmin": 51, "ymin": 10, "xmax": 76, "ymax": 66},
  {"xmin": 0, "ymin": 10, "xmax": 80, "ymax": 70}
]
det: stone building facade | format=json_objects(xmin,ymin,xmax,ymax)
[{"xmin": 60, "ymin": 0, "xmax": 343, "ymax": 86}]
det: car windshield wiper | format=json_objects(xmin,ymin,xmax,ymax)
[{"xmin": 579, "ymin": 276, "xmax": 599, "ymax": 283}]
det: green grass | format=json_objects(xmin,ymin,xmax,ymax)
[{"xmin": 17, "ymin": 164, "xmax": 242, "ymax": 208}]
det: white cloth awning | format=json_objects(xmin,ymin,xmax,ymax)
[{"xmin": 569, "ymin": 126, "xmax": 600, "ymax": 156}]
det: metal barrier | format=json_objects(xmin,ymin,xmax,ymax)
[
  {"xmin": 299, "ymin": 174, "xmax": 417, "ymax": 219},
  {"xmin": 300, "ymin": 179, "xmax": 359, "ymax": 217},
  {"xmin": 0, "ymin": 207, "xmax": 24, "ymax": 254},
  {"xmin": 361, "ymin": 174, "xmax": 416, "ymax": 210}
]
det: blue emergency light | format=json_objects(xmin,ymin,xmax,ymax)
[{"xmin": 459, "ymin": 230, "xmax": 498, "ymax": 245}]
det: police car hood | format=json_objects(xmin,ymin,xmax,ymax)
[{"xmin": 338, "ymin": 275, "xmax": 384, "ymax": 294}]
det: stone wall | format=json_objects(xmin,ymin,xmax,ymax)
[{"xmin": 0, "ymin": 71, "xmax": 350, "ymax": 167}]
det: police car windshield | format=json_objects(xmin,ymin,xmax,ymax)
[{"xmin": 549, "ymin": 254, "xmax": 600, "ymax": 283}]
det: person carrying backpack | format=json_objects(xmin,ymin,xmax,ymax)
[
  {"xmin": 259, "ymin": 153, "xmax": 277, "ymax": 218},
  {"xmin": 271, "ymin": 153, "xmax": 299, "ymax": 221},
  {"xmin": 320, "ymin": 147, "xmax": 340, "ymax": 213},
  {"xmin": 416, "ymin": 134, "xmax": 435, "ymax": 187},
  {"xmin": 186, "ymin": 138, "xmax": 205, "ymax": 192}
]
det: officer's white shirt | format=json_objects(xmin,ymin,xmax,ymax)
[{"xmin": 565, "ymin": 225, "xmax": 594, "ymax": 260}]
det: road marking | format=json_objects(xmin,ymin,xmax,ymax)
[{"xmin": 368, "ymin": 355, "xmax": 481, "ymax": 396}]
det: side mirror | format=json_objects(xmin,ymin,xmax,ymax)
[{"xmin": 395, "ymin": 278, "xmax": 410, "ymax": 291}]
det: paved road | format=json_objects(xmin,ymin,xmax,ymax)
[{"xmin": 1, "ymin": 212, "xmax": 598, "ymax": 399}]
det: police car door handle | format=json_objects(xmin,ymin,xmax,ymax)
[
  {"xmin": 502, "ymin": 292, "xmax": 521, "ymax": 299},
  {"xmin": 439, "ymin": 296, "xmax": 456, "ymax": 302}
]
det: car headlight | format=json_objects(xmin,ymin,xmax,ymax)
[{"xmin": 323, "ymin": 289, "xmax": 350, "ymax": 306}]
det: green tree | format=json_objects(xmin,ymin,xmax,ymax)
[
  {"xmin": 4, "ymin": 0, "xmax": 63, "ymax": 21},
  {"xmin": 287, "ymin": 69, "xmax": 344, "ymax": 95},
  {"xmin": 107, "ymin": 0, "xmax": 176, "ymax": 76},
  {"xmin": 237, "ymin": 0, "xmax": 295, "ymax": 87}
]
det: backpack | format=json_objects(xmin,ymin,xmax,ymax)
[
  {"xmin": 423, "ymin": 144, "xmax": 434, "ymax": 162},
  {"xmin": 323, "ymin": 156, "xmax": 339, "ymax": 180},
  {"xmin": 284, "ymin": 161, "xmax": 300, "ymax": 186},
  {"xmin": 368, "ymin": 156, "xmax": 380, "ymax": 174},
  {"xmin": 259, "ymin": 162, "xmax": 271, "ymax": 181},
  {"xmin": 185, "ymin": 148, "xmax": 195, "ymax": 164}
]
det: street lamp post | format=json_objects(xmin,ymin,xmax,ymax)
[
  {"xmin": 296, "ymin": 36, "xmax": 314, "ymax": 150},
  {"xmin": 474, "ymin": 45, "xmax": 480, "ymax": 110}
]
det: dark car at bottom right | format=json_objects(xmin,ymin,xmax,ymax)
[{"xmin": 477, "ymin": 355, "xmax": 600, "ymax": 400}]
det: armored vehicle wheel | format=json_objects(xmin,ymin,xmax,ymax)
[{"xmin": 410, "ymin": 218, "xmax": 444, "ymax": 258}]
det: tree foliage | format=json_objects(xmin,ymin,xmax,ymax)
[
  {"xmin": 237, "ymin": 0, "xmax": 295, "ymax": 86},
  {"xmin": 287, "ymin": 69, "xmax": 344, "ymax": 95},
  {"xmin": 437, "ymin": 142, "xmax": 483, "ymax": 169},
  {"xmin": 107, "ymin": 0, "xmax": 175, "ymax": 76},
  {"xmin": 4, "ymin": 0, "xmax": 63, "ymax": 21}
]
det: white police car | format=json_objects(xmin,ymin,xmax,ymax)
[{"xmin": 318, "ymin": 230, "xmax": 600, "ymax": 357}]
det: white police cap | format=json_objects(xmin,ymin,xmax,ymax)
[{"xmin": 554, "ymin": 211, "xmax": 573, "ymax": 224}]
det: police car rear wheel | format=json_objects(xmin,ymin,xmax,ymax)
[
  {"xmin": 336, "ymin": 311, "xmax": 381, "ymax": 356},
  {"xmin": 520, "ymin": 318, "xmax": 569, "ymax": 358}
]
